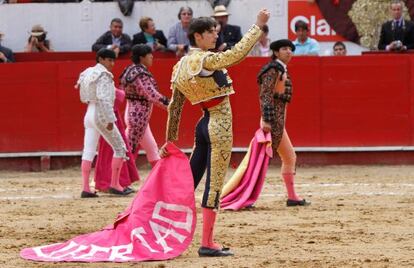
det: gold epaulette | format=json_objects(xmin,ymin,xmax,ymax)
[{"xmin": 171, "ymin": 50, "xmax": 234, "ymax": 104}]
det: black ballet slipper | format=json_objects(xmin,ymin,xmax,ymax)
[
  {"xmin": 198, "ymin": 246, "xmax": 234, "ymax": 257},
  {"xmin": 81, "ymin": 191, "xmax": 99, "ymax": 198},
  {"xmin": 286, "ymin": 199, "xmax": 311, "ymax": 207},
  {"xmin": 123, "ymin": 187, "xmax": 135, "ymax": 195},
  {"xmin": 109, "ymin": 187, "xmax": 130, "ymax": 196}
]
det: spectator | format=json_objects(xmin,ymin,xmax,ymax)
[
  {"xmin": 92, "ymin": 18, "xmax": 132, "ymax": 56},
  {"xmin": 167, "ymin": 6, "xmax": 192, "ymax": 57},
  {"xmin": 378, "ymin": 0, "xmax": 414, "ymax": 51},
  {"xmin": 207, "ymin": 0, "xmax": 231, "ymax": 8},
  {"xmin": 0, "ymin": 32, "xmax": 14, "ymax": 62},
  {"xmin": 292, "ymin": 20, "xmax": 319, "ymax": 55},
  {"xmin": 212, "ymin": 5, "xmax": 241, "ymax": 51},
  {"xmin": 132, "ymin": 17, "xmax": 168, "ymax": 51},
  {"xmin": 250, "ymin": 24, "xmax": 270, "ymax": 57},
  {"xmin": 24, "ymin": 24, "xmax": 53, "ymax": 52},
  {"xmin": 333, "ymin": 41, "xmax": 347, "ymax": 56}
]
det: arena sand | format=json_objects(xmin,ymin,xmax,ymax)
[{"xmin": 0, "ymin": 165, "xmax": 413, "ymax": 268}]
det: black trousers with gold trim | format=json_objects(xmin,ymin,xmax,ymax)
[{"xmin": 190, "ymin": 97, "xmax": 233, "ymax": 209}]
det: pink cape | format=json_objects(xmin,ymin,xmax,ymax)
[
  {"xmin": 20, "ymin": 143, "xmax": 196, "ymax": 262},
  {"xmin": 94, "ymin": 89, "xmax": 139, "ymax": 191},
  {"xmin": 220, "ymin": 129, "xmax": 272, "ymax": 210}
]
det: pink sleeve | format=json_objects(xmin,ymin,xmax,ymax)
[{"xmin": 135, "ymin": 75, "xmax": 169, "ymax": 109}]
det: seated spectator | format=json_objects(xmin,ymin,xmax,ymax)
[
  {"xmin": 0, "ymin": 32, "xmax": 14, "ymax": 62},
  {"xmin": 24, "ymin": 24, "xmax": 53, "ymax": 52},
  {"xmin": 249, "ymin": 24, "xmax": 270, "ymax": 57},
  {"xmin": 132, "ymin": 17, "xmax": 167, "ymax": 51},
  {"xmin": 292, "ymin": 20, "xmax": 320, "ymax": 55},
  {"xmin": 92, "ymin": 18, "xmax": 132, "ymax": 56},
  {"xmin": 333, "ymin": 41, "xmax": 347, "ymax": 56},
  {"xmin": 378, "ymin": 0, "xmax": 414, "ymax": 51},
  {"xmin": 168, "ymin": 6, "xmax": 192, "ymax": 57},
  {"xmin": 208, "ymin": 0, "xmax": 231, "ymax": 8},
  {"xmin": 212, "ymin": 5, "xmax": 241, "ymax": 51}
]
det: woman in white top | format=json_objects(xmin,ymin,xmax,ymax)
[{"xmin": 249, "ymin": 24, "xmax": 271, "ymax": 57}]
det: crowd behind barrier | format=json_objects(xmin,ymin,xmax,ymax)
[
  {"xmin": 12, "ymin": 51, "xmax": 175, "ymax": 62},
  {"xmin": 0, "ymin": 2, "xmax": 241, "ymax": 61},
  {"xmin": 1, "ymin": 0, "xmax": 229, "ymax": 4},
  {"xmin": 1, "ymin": 0, "xmax": 411, "ymax": 62}
]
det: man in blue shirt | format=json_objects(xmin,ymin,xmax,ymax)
[{"xmin": 292, "ymin": 20, "xmax": 320, "ymax": 56}]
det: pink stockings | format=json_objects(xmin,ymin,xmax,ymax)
[
  {"xmin": 201, "ymin": 208, "xmax": 221, "ymax": 249},
  {"xmin": 81, "ymin": 160, "xmax": 92, "ymax": 193},
  {"xmin": 140, "ymin": 125, "xmax": 161, "ymax": 164},
  {"xmin": 110, "ymin": 157, "xmax": 124, "ymax": 191},
  {"xmin": 81, "ymin": 158, "xmax": 124, "ymax": 193},
  {"xmin": 277, "ymin": 129, "xmax": 301, "ymax": 201}
]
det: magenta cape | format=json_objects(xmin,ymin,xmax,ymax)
[
  {"xmin": 94, "ymin": 89, "xmax": 139, "ymax": 191},
  {"xmin": 20, "ymin": 143, "xmax": 196, "ymax": 262},
  {"xmin": 220, "ymin": 129, "xmax": 272, "ymax": 210}
]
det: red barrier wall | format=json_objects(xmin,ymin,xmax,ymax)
[{"xmin": 0, "ymin": 54, "xmax": 413, "ymax": 153}]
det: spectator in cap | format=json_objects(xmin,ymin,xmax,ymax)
[
  {"xmin": 0, "ymin": 31, "xmax": 14, "ymax": 63},
  {"xmin": 292, "ymin": 20, "xmax": 319, "ymax": 55},
  {"xmin": 257, "ymin": 39, "xmax": 311, "ymax": 207},
  {"xmin": 24, "ymin": 24, "xmax": 53, "ymax": 52},
  {"xmin": 92, "ymin": 18, "xmax": 132, "ymax": 56},
  {"xmin": 132, "ymin": 17, "xmax": 168, "ymax": 51},
  {"xmin": 212, "ymin": 5, "xmax": 242, "ymax": 51}
]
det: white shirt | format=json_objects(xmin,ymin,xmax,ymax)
[{"xmin": 276, "ymin": 59, "xmax": 287, "ymax": 72}]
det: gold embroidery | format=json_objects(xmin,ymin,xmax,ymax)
[
  {"xmin": 166, "ymin": 24, "xmax": 262, "ymax": 206},
  {"xmin": 170, "ymin": 24, "xmax": 262, "ymax": 105},
  {"xmin": 205, "ymin": 97, "xmax": 233, "ymax": 208},
  {"xmin": 203, "ymin": 24, "xmax": 262, "ymax": 70},
  {"xmin": 172, "ymin": 52, "xmax": 235, "ymax": 104},
  {"xmin": 166, "ymin": 87, "xmax": 186, "ymax": 141}
]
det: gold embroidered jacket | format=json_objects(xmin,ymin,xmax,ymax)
[{"xmin": 166, "ymin": 24, "xmax": 263, "ymax": 141}]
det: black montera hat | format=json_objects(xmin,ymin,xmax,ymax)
[
  {"xmin": 96, "ymin": 48, "xmax": 116, "ymax": 60},
  {"xmin": 270, "ymin": 39, "xmax": 295, "ymax": 52}
]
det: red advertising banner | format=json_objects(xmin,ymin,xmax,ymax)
[{"xmin": 288, "ymin": 0, "xmax": 345, "ymax": 41}]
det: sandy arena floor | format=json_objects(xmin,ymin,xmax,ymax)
[{"xmin": 0, "ymin": 165, "xmax": 413, "ymax": 268}]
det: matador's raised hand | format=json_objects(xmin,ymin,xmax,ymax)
[{"xmin": 256, "ymin": 9, "xmax": 270, "ymax": 28}]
